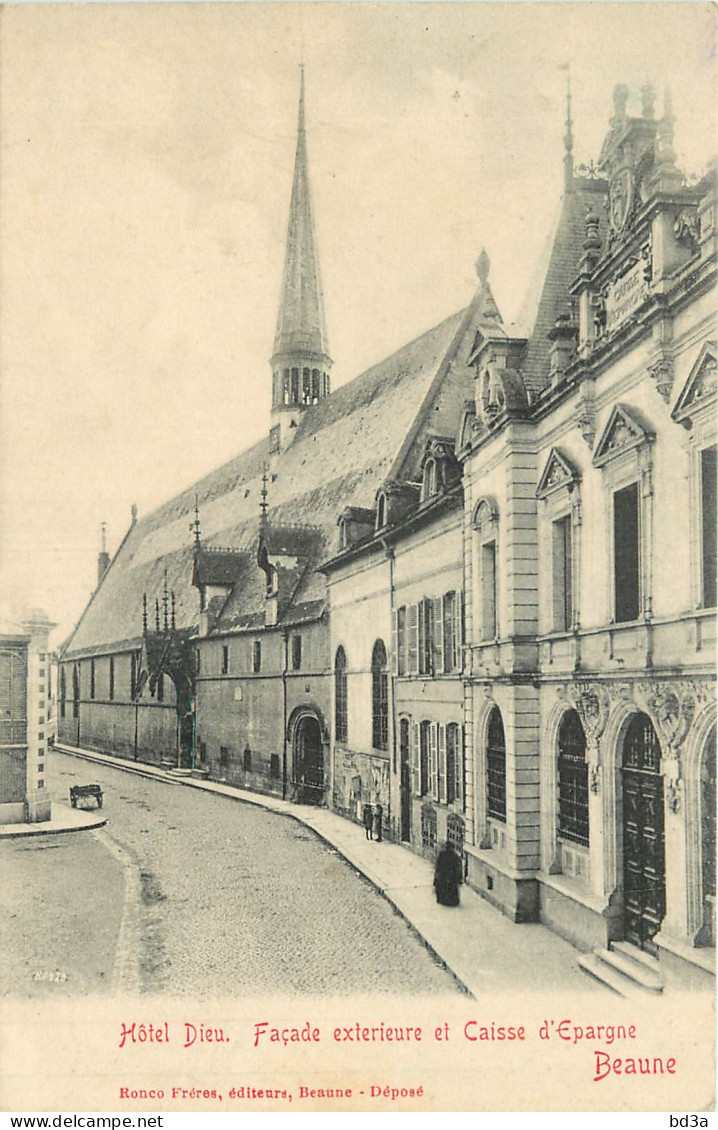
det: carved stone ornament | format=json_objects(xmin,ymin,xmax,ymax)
[
  {"xmin": 648, "ymin": 356, "xmax": 674, "ymax": 403},
  {"xmin": 577, "ymin": 403, "xmax": 596, "ymax": 449},
  {"xmin": 674, "ymin": 209, "xmax": 699, "ymax": 250},
  {"xmin": 559, "ymin": 682, "xmax": 610, "ymax": 746},
  {"xmin": 635, "ymin": 681, "xmax": 695, "ymax": 754},
  {"xmin": 609, "ymin": 166, "xmax": 635, "ymax": 233},
  {"xmin": 666, "ymin": 778, "xmax": 683, "ymax": 815},
  {"xmin": 589, "ymin": 763, "xmax": 602, "ymax": 795}
]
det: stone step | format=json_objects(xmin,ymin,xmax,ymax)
[
  {"xmin": 577, "ymin": 953, "xmax": 638, "ymax": 998},
  {"xmin": 597, "ymin": 947, "xmax": 663, "ymax": 992},
  {"xmin": 611, "ymin": 940, "xmax": 662, "ymax": 976}
]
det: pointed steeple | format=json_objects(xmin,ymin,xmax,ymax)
[{"xmin": 270, "ymin": 68, "xmax": 332, "ymax": 433}]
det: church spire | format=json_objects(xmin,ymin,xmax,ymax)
[{"xmin": 270, "ymin": 67, "xmax": 332, "ymax": 429}]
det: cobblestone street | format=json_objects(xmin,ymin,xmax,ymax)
[{"xmin": 1, "ymin": 751, "xmax": 461, "ymax": 999}]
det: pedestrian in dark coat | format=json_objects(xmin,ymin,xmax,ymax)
[
  {"xmin": 434, "ymin": 842, "xmax": 462, "ymax": 906},
  {"xmin": 363, "ymin": 803, "xmax": 374, "ymax": 840},
  {"xmin": 373, "ymin": 803, "xmax": 383, "ymax": 843}
]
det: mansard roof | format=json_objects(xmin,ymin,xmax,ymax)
[{"xmin": 62, "ymin": 302, "xmax": 485, "ymax": 657}]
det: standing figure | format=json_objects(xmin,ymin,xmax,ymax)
[
  {"xmin": 373, "ymin": 802, "xmax": 383, "ymax": 843},
  {"xmin": 363, "ymin": 803, "xmax": 374, "ymax": 840},
  {"xmin": 434, "ymin": 841, "xmax": 462, "ymax": 906}
]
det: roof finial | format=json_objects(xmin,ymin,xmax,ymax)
[
  {"xmin": 142, "ymin": 593, "xmax": 148, "ymax": 636},
  {"xmin": 171, "ymin": 591, "xmax": 176, "ymax": 631},
  {"xmin": 260, "ymin": 468, "xmax": 269, "ymax": 525},
  {"xmin": 190, "ymin": 494, "xmax": 202, "ymax": 551},
  {"xmin": 131, "ymin": 502, "xmax": 138, "ymax": 525},
  {"xmin": 561, "ymin": 63, "xmax": 574, "ymax": 188},
  {"xmin": 155, "ymin": 597, "xmax": 161, "ymax": 633},
  {"xmin": 162, "ymin": 568, "xmax": 170, "ymax": 631},
  {"xmin": 101, "ymin": 521, "xmax": 107, "ymax": 554},
  {"xmin": 475, "ymin": 248, "xmax": 490, "ymax": 286}
]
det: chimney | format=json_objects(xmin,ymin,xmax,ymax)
[{"xmin": 98, "ymin": 522, "xmax": 111, "ymax": 586}]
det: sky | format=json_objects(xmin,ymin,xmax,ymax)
[{"xmin": 0, "ymin": 1, "xmax": 715, "ymax": 646}]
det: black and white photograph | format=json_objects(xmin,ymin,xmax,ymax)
[{"xmin": 0, "ymin": 1, "xmax": 715, "ymax": 1114}]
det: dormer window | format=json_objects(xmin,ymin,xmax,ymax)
[
  {"xmin": 376, "ymin": 492, "xmax": 387, "ymax": 530},
  {"xmin": 421, "ymin": 459, "xmax": 438, "ymax": 502}
]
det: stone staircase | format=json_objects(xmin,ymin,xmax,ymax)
[{"xmin": 578, "ymin": 940, "xmax": 664, "ymax": 998}]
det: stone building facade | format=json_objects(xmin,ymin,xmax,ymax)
[
  {"xmin": 0, "ymin": 610, "xmax": 54, "ymax": 825},
  {"xmin": 459, "ymin": 87, "xmax": 715, "ymax": 987}
]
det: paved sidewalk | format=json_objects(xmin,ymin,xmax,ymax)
[
  {"xmin": 0, "ymin": 800, "xmax": 106, "ymax": 837},
  {"xmin": 54, "ymin": 741, "xmax": 597, "ymax": 997}
]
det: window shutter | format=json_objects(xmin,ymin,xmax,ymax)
[
  {"xmin": 433, "ymin": 597, "xmax": 444, "ymax": 675},
  {"xmin": 391, "ymin": 609, "xmax": 398, "ymax": 676},
  {"xmin": 438, "ymin": 724, "xmax": 446, "ymax": 803},
  {"xmin": 429, "ymin": 722, "xmax": 438, "ymax": 800},
  {"xmin": 408, "ymin": 604, "xmax": 419, "ymax": 675},
  {"xmin": 411, "ymin": 721, "xmax": 420, "ymax": 796},
  {"xmin": 454, "ymin": 590, "xmax": 464, "ymax": 670},
  {"xmin": 457, "ymin": 724, "xmax": 465, "ymax": 805}
]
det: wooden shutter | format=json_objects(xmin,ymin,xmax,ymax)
[
  {"xmin": 391, "ymin": 609, "xmax": 398, "ymax": 675},
  {"xmin": 438, "ymin": 723, "xmax": 446, "ymax": 803},
  {"xmin": 433, "ymin": 597, "xmax": 444, "ymax": 675},
  {"xmin": 411, "ymin": 721, "xmax": 420, "ymax": 796},
  {"xmin": 429, "ymin": 722, "xmax": 438, "ymax": 800},
  {"xmin": 458, "ymin": 724, "xmax": 465, "ymax": 804},
  {"xmin": 454, "ymin": 590, "xmax": 463, "ymax": 670},
  {"xmin": 408, "ymin": 604, "xmax": 419, "ymax": 675}
]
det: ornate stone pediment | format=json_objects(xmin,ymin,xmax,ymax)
[
  {"xmin": 536, "ymin": 447, "xmax": 580, "ymax": 500},
  {"xmin": 592, "ymin": 404, "xmax": 654, "ymax": 468},
  {"xmin": 671, "ymin": 341, "xmax": 717, "ymax": 430}
]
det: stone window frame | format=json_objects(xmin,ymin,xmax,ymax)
[
  {"xmin": 672, "ymin": 342, "xmax": 717, "ymax": 611},
  {"xmin": 472, "ymin": 497, "xmax": 500, "ymax": 642},
  {"xmin": 536, "ymin": 447, "xmax": 582, "ymax": 635},
  {"xmin": 334, "ymin": 645, "xmax": 348, "ymax": 744},
  {"xmin": 592, "ymin": 404, "xmax": 655, "ymax": 624}
]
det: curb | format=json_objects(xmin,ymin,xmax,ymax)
[{"xmin": 54, "ymin": 742, "xmax": 473, "ymax": 996}]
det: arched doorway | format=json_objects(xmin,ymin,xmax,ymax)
[
  {"xmin": 294, "ymin": 714, "xmax": 324, "ymax": 805},
  {"xmin": 622, "ymin": 711, "xmax": 666, "ymax": 952}
]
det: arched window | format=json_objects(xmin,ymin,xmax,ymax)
[
  {"xmin": 334, "ymin": 646, "xmax": 348, "ymax": 743},
  {"xmin": 557, "ymin": 709, "xmax": 589, "ymax": 846},
  {"xmin": 421, "ymin": 459, "xmax": 438, "ymax": 502},
  {"xmin": 486, "ymin": 706, "xmax": 506, "ymax": 822},
  {"xmin": 371, "ymin": 639, "xmax": 388, "ymax": 751},
  {"xmin": 376, "ymin": 492, "xmax": 387, "ymax": 530}
]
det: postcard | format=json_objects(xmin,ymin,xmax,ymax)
[{"xmin": 0, "ymin": 2, "xmax": 715, "ymax": 1115}]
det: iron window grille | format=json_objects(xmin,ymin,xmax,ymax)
[
  {"xmin": 371, "ymin": 639, "xmax": 388, "ymax": 750},
  {"xmin": 486, "ymin": 706, "xmax": 507, "ymax": 822},
  {"xmin": 421, "ymin": 804, "xmax": 437, "ymax": 851},
  {"xmin": 557, "ymin": 709, "xmax": 589, "ymax": 846},
  {"xmin": 334, "ymin": 647, "xmax": 348, "ymax": 743}
]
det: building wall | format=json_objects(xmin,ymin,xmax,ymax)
[
  {"xmin": 326, "ymin": 548, "xmax": 393, "ymax": 829},
  {"xmin": 461, "ymin": 180, "xmax": 717, "ymax": 980},
  {"xmin": 195, "ymin": 620, "xmax": 331, "ymax": 800}
]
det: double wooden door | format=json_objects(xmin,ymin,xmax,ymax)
[{"xmin": 622, "ymin": 712, "xmax": 665, "ymax": 952}]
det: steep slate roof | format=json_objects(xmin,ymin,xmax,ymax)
[
  {"xmin": 519, "ymin": 177, "xmax": 607, "ymax": 396},
  {"xmin": 63, "ymin": 300, "xmax": 490, "ymax": 658}
]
